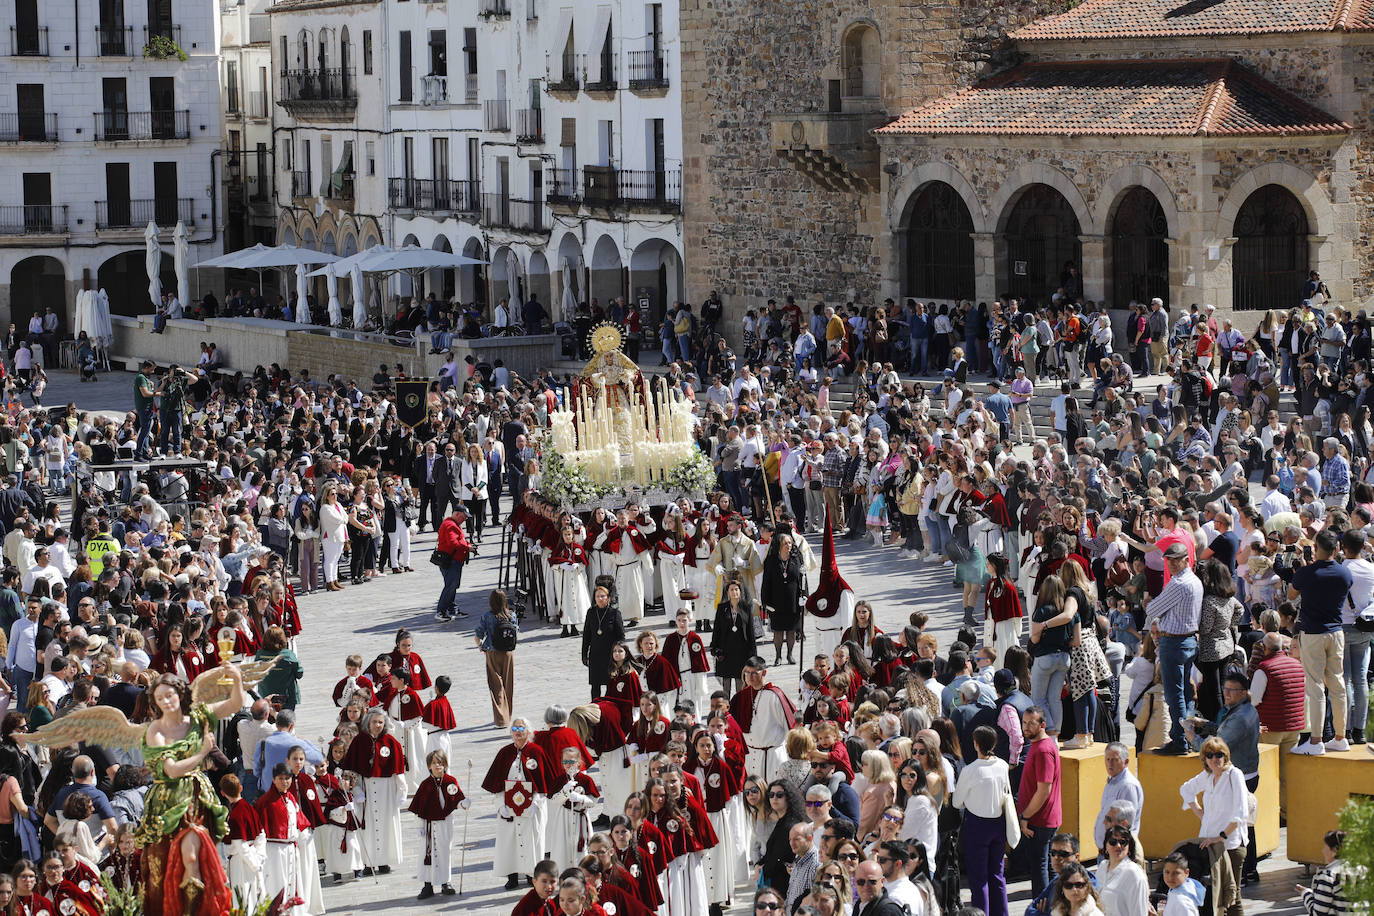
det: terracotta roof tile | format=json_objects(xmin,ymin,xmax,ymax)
[
  {"xmin": 1012, "ymin": 0, "xmax": 1374, "ymax": 40},
  {"xmin": 875, "ymin": 59, "xmax": 1351, "ymax": 138}
]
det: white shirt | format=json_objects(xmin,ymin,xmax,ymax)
[
  {"xmin": 1179, "ymin": 766, "xmax": 1248, "ymax": 849},
  {"xmin": 1343, "ymin": 556, "xmax": 1374, "ymax": 624},
  {"xmin": 1260, "ymin": 489, "xmax": 1291, "ymax": 521},
  {"xmin": 23, "ymin": 563, "xmax": 63, "ymax": 596},
  {"xmin": 48, "ymin": 541, "xmax": 76, "ymax": 578},
  {"xmin": 952, "ymin": 756, "xmax": 1010, "ymax": 819},
  {"xmin": 1097, "ymin": 858, "xmax": 1151, "ymax": 916},
  {"xmin": 885, "ymin": 875, "xmax": 924, "ymax": 915},
  {"xmin": 41, "ymin": 673, "xmax": 71, "ymax": 705},
  {"xmin": 1050, "ymin": 395, "xmax": 1069, "ymax": 431}
]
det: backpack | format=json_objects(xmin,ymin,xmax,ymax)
[
  {"xmin": 1063, "ymin": 316, "xmax": 1081, "ymax": 344},
  {"xmin": 492, "ymin": 616, "xmax": 518, "ymax": 652}
]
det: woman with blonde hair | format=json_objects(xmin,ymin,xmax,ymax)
[
  {"xmin": 777, "ymin": 727, "xmax": 815, "ymax": 789},
  {"xmin": 852, "ymin": 748, "xmax": 897, "ymax": 840},
  {"xmin": 1181, "ymin": 736, "xmax": 1249, "ymax": 916}
]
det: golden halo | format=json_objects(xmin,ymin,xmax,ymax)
[{"xmin": 588, "ymin": 322, "xmax": 624, "ymax": 354}]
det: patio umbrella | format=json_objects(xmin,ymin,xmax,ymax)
[
  {"xmin": 73, "ymin": 289, "xmax": 91, "ymax": 342},
  {"xmin": 326, "ymin": 269, "xmax": 342, "ymax": 326},
  {"xmin": 296, "ymin": 263, "xmax": 310, "ymax": 326},
  {"xmin": 94, "ymin": 289, "xmax": 113, "ymax": 347},
  {"xmin": 306, "ymin": 246, "xmax": 394, "ymax": 278},
  {"xmin": 294, "ymin": 270, "xmax": 311, "ymax": 324},
  {"xmin": 145, "ymin": 222, "xmax": 162, "ymax": 310},
  {"xmin": 351, "ymin": 260, "xmax": 367, "ymax": 328},
  {"xmin": 199, "ymin": 243, "xmax": 340, "ymax": 299},
  {"xmin": 505, "ymin": 250, "xmax": 521, "ymax": 308},
  {"xmin": 173, "ymin": 221, "xmax": 190, "ymax": 310},
  {"xmin": 561, "ymin": 257, "xmax": 578, "ymax": 322}
]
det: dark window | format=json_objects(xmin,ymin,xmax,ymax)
[
  {"xmin": 153, "ymin": 161, "xmax": 177, "ymax": 225},
  {"xmin": 362, "ymin": 31, "xmax": 372, "ymax": 74},
  {"xmin": 903, "ymin": 181, "xmax": 975, "ymax": 302},
  {"xmin": 1001, "ymin": 183, "xmax": 1082, "ymax": 304},
  {"xmin": 1110, "ymin": 187, "xmax": 1169, "ymax": 309},
  {"xmin": 16, "ymin": 84, "xmax": 46, "ymax": 141},
  {"xmin": 1232, "ymin": 184, "xmax": 1308, "ymax": 311},
  {"xmin": 105, "ymin": 162, "xmax": 131, "ymax": 226},
  {"xmin": 398, "ymin": 30, "xmax": 411, "ymax": 101}
]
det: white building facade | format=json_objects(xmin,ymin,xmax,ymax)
[
  {"xmin": 269, "ymin": 0, "xmax": 387, "ymax": 317},
  {"xmin": 220, "ymin": 0, "xmax": 276, "ymax": 251},
  {"xmin": 270, "ymin": 0, "xmax": 683, "ymax": 326},
  {"xmin": 0, "ymin": 0, "xmax": 223, "ymax": 325}
]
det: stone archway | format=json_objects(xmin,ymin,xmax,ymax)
[
  {"xmin": 900, "ymin": 181, "xmax": 976, "ymax": 303},
  {"xmin": 589, "ymin": 234, "xmax": 624, "ymax": 306},
  {"xmin": 1231, "ymin": 184, "xmax": 1309, "ymax": 312},
  {"xmin": 630, "ymin": 238, "xmax": 684, "ymax": 329},
  {"xmin": 96, "ymin": 251, "xmax": 172, "ymax": 316},
  {"xmin": 460, "ymin": 237, "xmax": 487, "ymax": 309},
  {"xmin": 1108, "ymin": 186, "xmax": 1170, "ymax": 309},
  {"xmin": 10, "ymin": 256, "xmax": 65, "ymax": 328},
  {"xmin": 554, "ymin": 233, "xmax": 585, "ymax": 322},
  {"xmin": 997, "ymin": 184, "xmax": 1083, "ymax": 304}
]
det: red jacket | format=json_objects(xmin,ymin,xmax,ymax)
[
  {"xmin": 437, "ymin": 517, "xmax": 471, "ymax": 562},
  {"xmin": 1255, "ymin": 652, "xmax": 1306, "ymax": 733}
]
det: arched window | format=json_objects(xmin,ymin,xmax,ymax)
[
  {"xmin": 296, "ymin": 30, "xmax": 311, "ymax": 69},
  {"xmin": 840, "ymin": 24, "xmax": 879, "ymax": 99},
  {"xmin": 1232, "ymin": 184, "xmax": 1308, "ymax": 311},
  {"xmin": 903, "ymin": 181, "xmax": 975, "ymax": 302},
  {"xmin": 1110, "ymin": 187, "xmax": 1169, "ymax": 309},
  {"xmin": 1000, "ymin": 183, "xmax": 1082, "ymax": 303}
]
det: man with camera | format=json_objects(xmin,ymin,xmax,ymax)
[{"xmin": 1283, "ymin": 528, "xmax": 1352, "ymax": 754}]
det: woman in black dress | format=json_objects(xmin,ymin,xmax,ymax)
[
  {"xmin": 710, "ymin": 577, "xmax": 756, "ymax": 697},
  {"xmin": 582, "ymin": 583, "xmax": 626, "ymax": 699},
  {"xmin": 760, "ymin": 532, "xmax": 804, "ymax": 666},
  {"xmin": 760, "ymin": 778, "xmax": 806, "ymax": 893}
]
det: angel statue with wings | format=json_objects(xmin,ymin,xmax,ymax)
[{"xmin": 21, "ymin": 659, "xmax": 274, "ymax": 916}]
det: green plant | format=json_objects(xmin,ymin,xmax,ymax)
[
  {"xmin": 100, "ymin": 873, "xmax": 145, "ymax": 916},
  {"xmin": 143, "ymin": 34, "xmax": 188, "ymax": 60},
  {"xmin": 1339, "ymin": 796, "xmax": 1374, "ymax": 909}
]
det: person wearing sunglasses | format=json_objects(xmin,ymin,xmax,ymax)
[
  {"xmin": 1048, "ymin": 861, "xmax": 1103, "ymax": 916},
  {"xmin": 1096, "ymin": 825, "xmax": 1149, "ymax": 916},
  {"xmin": 851, "ymin": 859, "xmax": 907, "ymax": 916},
  {"xmin": 1025, "ymin": 833, "xmax": 1095, "ymax": 916},
  {"xmin": 1181, "ymin": 736, "xmax": 1249, "ymax": 916},
  {"xmin": 760, "ymin": 780, "xmax": 805, "ymax": 893},
  {"xmin": 479, "ymin": 715, "xmax": 556, "ymax": 891},
  {"xmin": 753, "ymin": 887, "xmax": 787, "ymax": 915}
]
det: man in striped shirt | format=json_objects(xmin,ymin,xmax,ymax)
[{"xmin": 1145, "ymin": 542, "xmax": 1203, "ymax": 754}]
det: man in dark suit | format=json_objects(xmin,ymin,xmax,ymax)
[
  {"xmin": 429, "ymin": 441, "xmax": 463, "ymax": 531},
  {"xmin": 411, "ymin": 440, "xmax": 440, "ymax": 533}
]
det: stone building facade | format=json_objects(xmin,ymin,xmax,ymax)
[{"xmin": 682, "ymin": 0, "xmax": 1373, "ymax": 340}]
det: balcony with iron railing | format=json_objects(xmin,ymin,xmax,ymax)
[
  {"xmin": 581, "ymin": 166, "xmax": 681, "ymax": 211},
  {"xmin": 547, "ymin": 51, "xmax": 580, "ymax": 92},
  {"xmin": 548, "ymin": 168, "xmax": 579, "ymax": 205},
  {"xmin": 226, "ymin": 90, "xmax": 241, "ymax": 116},
  {"xmin": 586, "ymin": 52, "xmax": 618, "ymax": 91},
  {"xmin": 0, "ymin": 205, "xmax": 68, "ymax": 235},
  {"xmin": 279, "ymin": 68, "xmax": 357, "ymax": 113},
  {"xmin": 389, "ymin": 177, "xmax": 479, "ymax": 213},
  {"xmin": 628, "ymin": 48, "xmax": 668, "ymax": 90},
  {"xmin": 515, "ymin": 108, "xmax": 542, "ymax": 142},
  {"xmin": 422, "ymin": 74, "xmax": 448, "ymax": 104},
  {"xmin": 96, "ymin": 198, "xmax": 194, "ymax": 230},
  {"xmin": 481, "ymin": 193, "xmax": 546, "ymax": 232},
  {"xmin": 92, "ymin": 110, "xmax": 189, "ymax": 141},
  {"xmin": 325, "ymin": 172, "xmax": 355, "ymax": 201},
  {"xmin": 291, "ymin": 170, "xmax": 311, "ymax": 197},
  {"xmin": 479, "ymin": 0, "xmax": 509, "ymax": 16},
  {"xmin": 96, "ymin": 25, "xmax": 134, "ymax": 56},
  {"xmin": 10, "ymin": 26, "xmax": 48, "ymax": 56},
  {"xmin": 484, "ymin": 99, "xmax": 510, "ymax": 131},
  {"xmin": 142, "ymin": 24, "xmax": 182, "ymax": 49},
  {"xmin": 0, "ymin": 112, "xmax": 58, "ymax": 143}
]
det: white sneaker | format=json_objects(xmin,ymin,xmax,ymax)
[
  {"xmin": 943, "ymin": 560, "xmax": 955, "ymax": 568},
  {"xmin": 899, "ymin": 549, "xmax": 915, "ymax": 559},
  {"xmin": 1291, "ymin": 740, "xmax": 1326, "ymax": 755},
  {"xmin": 1326, "ymin": 738, "xmax": 1351, "ymax": 752},
  {"xmin": 1060, "ymin": 737, "xmax": 1088, "ymax": 750}
]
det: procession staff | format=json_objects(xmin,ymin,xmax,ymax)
[
  {"xmin": 481, "ymin": 716, "xmax": 556, "ymax": 891},
  {"xmin": 729, "ymin": 657, "xmax": 798, "ymax": 782},
  {"xmin": 407, "ymin": 749, "xmax": 468, "ymax": 899}
]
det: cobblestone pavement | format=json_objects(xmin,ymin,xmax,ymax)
[{"xmin": 49, "ymin": 366, "xmax": 1304, "ymax": 915}]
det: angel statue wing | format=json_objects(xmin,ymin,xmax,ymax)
[
  {"xmin": 24, "ymin": 705, "xmax": 147, "ymax": 751},
  {"xmin": 189, "ymin": 655, "xmax": 281, "ymax": 707}
]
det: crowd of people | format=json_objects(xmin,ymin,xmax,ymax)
[{"xmin": 0, "ymin": 273, "xmax": 1364, "ymax": 916}]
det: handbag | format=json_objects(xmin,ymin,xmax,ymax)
[
  {"xmin": 1002, "ymin": 789, "xmax": 1022, "ymax": 848},
  {"xmin": 1350, "ymin": 593, "xmax": 1374, "ymax": 633},
  {"xmin": 428, "ymin": 547, "xmax": 452, "ymax": 568}
]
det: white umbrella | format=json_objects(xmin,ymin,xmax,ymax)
[
  {"xmin": 351, "ymin": 260, "xmax": 367, "ymax": 328},
  {"xmin": 198, "ymin": 243, "xmax": 340, "ymax": 269},
  {"xmin": 173, "ymin": 221, "xmax": 190, "ymax": 310},
  {"xmin": 326, "ymin": 269, "xmax": 342, "ymax": 327},
  {"xmin": 145, "ymin": 222, "xmax": 162, "ymax": 310},
  {"xmin": 561, "ymin": 257, "xmax": 578, "ymax": 321},
  {"xmin": 505, "ymin": 250, "xmax": 521, "ymax": 308},
  {"xmin": 354, "ymin": 245, "xmax": 485, "ymax": 272},
  {"xmin": 296, "ymin": 263, "xmax": 310, "ymax": 326},
  {"xmin": 307, "ymin": 246, "xmax": 394, "ymax": 278},
  {"xmin": 294, "ymin": 269, "xmax": 311, "ymax": 324},
  {"xmin": 73, "ymin": 289, "xmax": 91, "ymax": 341},
  {"xmin": 95, "ymin": 289, "xmax": 113, "ymax": 347}
]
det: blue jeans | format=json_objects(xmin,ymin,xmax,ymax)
[
  {"xmin": 159, "ymin": 410, "xmax": 184, "ymax": 455},
  {"xmin": 135, "ymin": 407, "xmax": 155, "ymax": 459},
  {"xmin": 436, "ymin": 560, "xmax": 464, "ymax": 617},
  {"xmin": 1016, "ymin": 824, "xmax": 1058, "ymax": 897},
  {"xmin": 1030, "ymin": 651, "xmax": 1071, "ymax": 734},
  {"xmin": 1073, "ymin": 687, "xmax": 1098, "ymax": 737},
  {"xmin": 721, "ymin": 470, "xmax": 744, "ymax": 513},
  {"xmin": 909, "ymin": 338, "xmax": 927, "ymax": 375},
  {"xmin": 1157, "ymin": 634, "xmax": 1198, "ymax": 745},
  {"xmin": 1345, "ymin": 627, "xmax": 1373, "ymax": 734},
  {"xmin": 9, "ymin": 665, "xmax": 33, "ymax": 713},
  {"xmin": 1282, "ymin": 350, "xmax": 1296, "ymax": 388},
  {"xmin": 965, "ymin": 337, "xmax": 980, "ymax": 372},
  {"xmin": 925, "ymin": 513, "xmax": 950, "ymax": 556},
  {"xmin": 677, "ymin": 333, "xmax": 692, "ymax": 362}
]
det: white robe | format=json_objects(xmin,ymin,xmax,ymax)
[
  {"xmin": 425, "ymin": 726, "xmax": 453, "ymax": 775},
  {"xmin": 415, "ymin": 812, "xmax": 457, "ymax": 886},
  {"xmin": 319, "ymin": 790, "xmax": 364, "ymax": 877},
  {"xmin": 597, "ymin": 746, "xmax": 635, "ymax": 816},
  {"xmin": 358, "ymin": 774, "xmax": 406, "ymax": 869},
  {"xmin": 606, "ymin": 536, "xmax": 649, "ymax": 622},
  {"xmin": 493, "ymin": 754, "xmax": 549, "ymax": 877},
  {"xmin": 672, "ymin": 637, "xmax": 712, "ymax": 715},
  {"xmin": 662, "ymin": 851, "xmax": 709, "ymax": 916},
  {"xmin": 550, "ymin": 562, "xmax": 591, "ymax": 627},
  {"xmin": 388, "ymin": 695, "xmax": 428, "ymax": 792},
  {"xmin": 296, "ymin": 827, "xmax": 325, "ymax": 915},
  {"xmin": 219, "ymin": 836, "xmax": 266, "ymax": 907},
  {"xmin": 658, "ymin": 553, "xmax": 688, "ymax": 620},
  {"xmin": 743, "ymin": 689, "xmax": 792, "ymax": 783},
  {"xmin": 546, "ymin": 781, "xmax": 604, "ymax": 870},
  {"xmin": 813, "ymin": 589, "xmax": 855, "ymax": 662},
  {"xmin": 264, "ymin": 797, "xmax": 306, "ymax": 916},
  {"xmin": 691, "ymin": 766, "xmax": 742, "ymax": 905}
]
